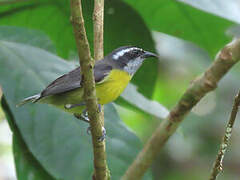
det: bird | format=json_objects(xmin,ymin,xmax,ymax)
[{"xmin": 17, "ymin": 46, "xmax": 157, "ymax": 139}]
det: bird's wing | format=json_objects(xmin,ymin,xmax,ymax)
[{"xmin": 40, "ymin": 64, "xmax": 112, "ymax": 98}]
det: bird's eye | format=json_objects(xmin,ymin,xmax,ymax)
[{"xmin": 131, "ymin": 49, "xmax": 141, "ymax": 57}]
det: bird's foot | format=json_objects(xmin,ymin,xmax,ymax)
[
  {"xmin": 98, "ymin": 126, "xmax": 106, "ymax": 142},
  {"xmin": 97, "ymin": 104, "xmax": 101, "ymax": 112},
  {"xmin": 73, "ymin": 104, "xmax": 104, "ymax": 141},
  {"xmin": 87, "ymin": 126, "xmax": 106, "ymax": 142},
  {"xmin": 74, "ymin": 111, "xmax": 89, "ymax": 123}
]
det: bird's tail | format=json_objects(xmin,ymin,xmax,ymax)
[{"xmin": 16, "ymin": 94, "xmax": 41, "ymax": 107}]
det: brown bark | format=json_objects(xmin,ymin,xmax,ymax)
[{"xmin": 70, "ymin": 0, "xmax": 109, "ymax": 179}]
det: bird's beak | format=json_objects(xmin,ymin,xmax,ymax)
[{"xmin": 142, "ymin": 51, "xmax": 158, "ymax": 58}]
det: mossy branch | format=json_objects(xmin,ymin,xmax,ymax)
[
  {"xmin": 70, "ymin": 0, "xmax": 109, "ymax": 179},
  {"xmin": 209, "ymin": 90, "xmax": 240, "ymax": 180},
  {"xmin": 122, "ymin": 38, "xmax": 240, "ymax": 180}
]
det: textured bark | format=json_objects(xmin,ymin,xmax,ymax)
[
  {"xmin": 209, "ymin": 90, "xmax": 240, "ymax": 180},
  {"xmin": 93, "ymin": 0, "xmax": 105, "ymax": 125},
  {"xmin": 70, "ymin": 0, "xmax": 109, "ymax": 179},
  {"xmin": 122, "ymin": 39, "xmax": 240, "ymax": 180},
  {"xmin": 93, "ymin": 0, "xmax": 104, "ymax": 61}
]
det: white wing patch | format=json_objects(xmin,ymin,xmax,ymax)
[{"xmin": 113, "ymin": 47, "xmax": 141, "ymax": 60}]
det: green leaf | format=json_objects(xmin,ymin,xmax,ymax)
[
  {"xmin": 0, "ymin": 40, "xmax": 151, "ymax": 180},
  {"xmin": 0, "ymin": 0, "xmax": 158, "ymax": 97},
  {"xmin": 1, "ymin": 97, "xmax": 54, "ymax": 180},
  {"xmin": 123, "ymin": 0, "xmax": 234, "ymax": 57},
  {"xmin": 120, "ymin": 83, "xmax": 169, "ymax": 119},
  {"xmin": 0, "ymin": 26, "xmax": 56, "ymax": 53},
  {"xmin": 178, "ymin": 0, "xmax": 240, "ymax": 23},
  {"xmin": 0, "ymin": 0, "xmax": 75, "ymax": 58}
]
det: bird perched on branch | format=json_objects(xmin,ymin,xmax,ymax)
[{"xmin": 18, "ymin": 46, "xmax": 157, "ymax": 139}]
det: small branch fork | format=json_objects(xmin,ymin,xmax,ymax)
[
  {"xmin": 70, "ymin": 0, "xmax": 109, "ymax": 179},
  {"xmin": 122, "ymin": 39, "xmax": 240, "ymax": 180},
  {"xmin": 209, "ymin": 90, "xmax": 240, "ymax": 180}
]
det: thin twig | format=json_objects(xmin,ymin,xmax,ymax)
[
  {"xmin": 70, "ymin": 0, "xmax": 109, "ymax": 179},
  {"xmin": 209, "ymin": 90, "xmax": 240, "ymax": 180},
  {"xmin": 122, "ymin": 39, "xmax": 240, "ymax": 180}
]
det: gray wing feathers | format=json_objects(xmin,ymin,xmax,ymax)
[
  {"xmin": 94, "ymin": 64, "xmax": 112, "ymax": 82},
  {"xmin": 41, "ymin": 67, "xmax": 82, "ymax": 97},
  {"xmin": 40, "ymin": 64, "xmax": 112, "ymax": 98}
]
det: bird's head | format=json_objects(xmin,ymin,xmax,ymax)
[{"xmin": 107, "ymin": 46, "xmax": 158, "ymax": 75}]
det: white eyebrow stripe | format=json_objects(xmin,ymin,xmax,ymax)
[{"xmin": 113, "ymin": 47, "xmax": 141, "ymax": 60}]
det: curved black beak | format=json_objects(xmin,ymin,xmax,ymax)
[{"xmin": 142, "ymin": 51, "xmax": 158, "ymax": 59}]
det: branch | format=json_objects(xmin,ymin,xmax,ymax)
[
  {"xmin": 122, "ymin": 38, "xmax": 240, "ymax": 180},
  {"xmin": 70, "ymin": 1, "xmax": 109, "ymax": 179},
  {"xmin": 93, "ymin": 0, "xmax": 105, "ymax": 127},
  {"xmin": 209, "ymin": 90, "xmax": 240, "ymax": 180},
  {"xmin": 93, "ymin": 0, "xmax": 104, "ymax": 61},
  {"xmin": 92, "ymin": 0, "xmax": 110, "ymax": 179}
]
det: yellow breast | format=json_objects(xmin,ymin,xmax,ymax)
[{"xmin": 96, "ymin": 69, "xmax": 131, "ymax": 105}]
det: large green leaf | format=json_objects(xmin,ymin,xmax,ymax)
[
  {"xmin": 179, "ymin": 0, "xmax": 240, "ymax": 24},
  {"xmin": 1, "ymin": 97, "xmax": 54, "ymax": 180},
  {"xmin": 123, "ymin": 0, "xmax": 234, "ymax": 57},
  {"xmin": 0, "ymin": 0, "xmax": 75, "ymax": 58},
  {"xmin": 0, "ymin": 40, "xmax": 151, "ymax": 180},
  {"xmin": 0, "ymin": 26, "xmax": 56, "ymax": 53},
  {"xmin": 121, "ymin": 84, "xmax": 169, "ymax": 119},
  {"xmin": 0, "ymin": 0, "xmax": 157, "ymax": 97}
]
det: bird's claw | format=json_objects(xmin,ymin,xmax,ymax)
[
  {"xmin": 98, "ymin": 126, "xmax": 106, "ymax": 142},
  {"xmin": 98, "ymin": 104, "xmax": 101, "ymax": 113},
  {"xmin": 86, "ymin": 126, "xmax": 106, "ymax": 142},
  {"xmin": 87, "ymin": 126, "xmax": 91, "ymax": 135},
  {"xmin": 74, "ymin": 112, "xmax": 89, "ymax": 123}
]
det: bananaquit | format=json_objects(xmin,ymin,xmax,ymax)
[{"xmin": 18, "ymin": 46, "xmax": 157, "ymax": 119}]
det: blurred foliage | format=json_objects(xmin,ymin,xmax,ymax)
[
  {"xmin": 0, "ymin": 0, "xmax": 240, "ymax": 180},
  {"xmin": 2, "ymin": 97, "xmax": 54, "ymax": 180},
  {"xmin": 0, "ymin": 0, "xmax": 157, "ymax": 97},
  {"xmin": 0, "ymin": 88, "xmax": 4, "ymax": 121},
  {"xmin": 179, "ymin": 0, "xmax": 240, "ymax": 24},
  {"xmin": 123, "ymin": 0, "xmax": 233, "ymax": 57}
]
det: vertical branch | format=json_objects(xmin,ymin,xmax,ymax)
[
  {"xmin": 209, "ymin": 90, "xmax": 240, "ymax": 180},
  {"xmin": 92, "ymin": 0, "xmax": 109, "ymax": 179},
  {"xmin": 70, "ymin": 0, "xmax": 109, "ymax": 179},
  {"xmin": 93, "ymin": 0, "xmax": 104, "ymax": 61},
  {"xmin": 93, "ymin": 0, "xmax": 105, "ymax": 126}
]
